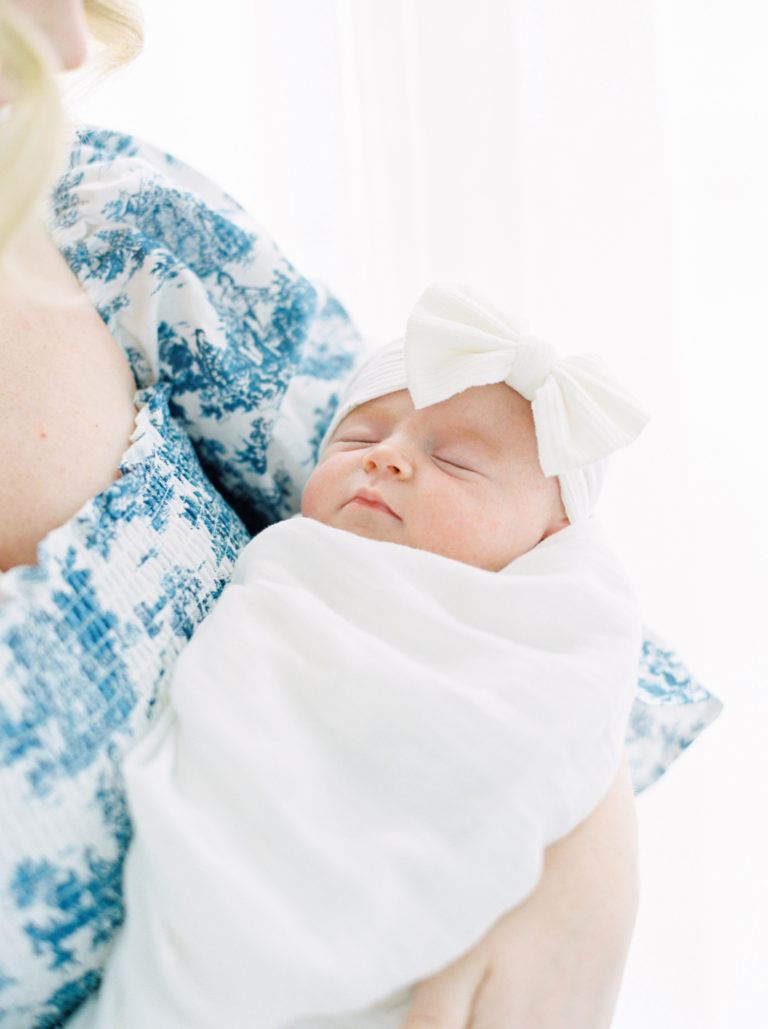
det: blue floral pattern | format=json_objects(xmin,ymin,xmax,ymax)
[
  {"xmin": 628, "ymin": 631, "xmax": 723, "ymax": 793},
  {"xmin": 0, "ymin": 128, "xmax": 358, "ymax": 1027},
  {"xmin": 0, "ymin": 127, "xmax": 720, "ymax": 1026}
]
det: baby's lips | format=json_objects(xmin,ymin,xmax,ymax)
[{"xmin": 347, "ymin": 490, "xmax": 401, "ymax": 520}]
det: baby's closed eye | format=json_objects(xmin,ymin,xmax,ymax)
[
  {"xmin": 432, "ymin": 453, "xmax": 485, "ymax": 476},
  {"xmin": 332, "ymin": 436, "xmax": 380, "ymax": 448}
]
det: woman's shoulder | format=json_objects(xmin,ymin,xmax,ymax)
[
  {"xmin": 47, "ymin": 125, "xmax": 361, "ymax": 534},
  {"xmin": 49, "ymin": 124, "xmax": 260, "ymax": 274},
  {"xmin": 57, "ymin": 125, "xmax": 245, "ymax": 212}
]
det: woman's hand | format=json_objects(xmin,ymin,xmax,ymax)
[{"xmin": 400, "ymin": 756, "xmax": 638, "ymax": 1029}]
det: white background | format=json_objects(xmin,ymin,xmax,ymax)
[{"xmin": 69, "ymin": 2, "xmax": 767, "ymax": 1024}]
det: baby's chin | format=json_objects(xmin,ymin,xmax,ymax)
[{"xmin": 309, "ymin": 510, "xmax": 403, "ymax": 546}]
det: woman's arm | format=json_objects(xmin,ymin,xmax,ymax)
[{"xmin": 401, "ymin": 755, "xmax": 639, "ymax": 1029}]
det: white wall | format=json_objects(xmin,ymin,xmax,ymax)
[
  {"xmin": 616, "ymin": 3, "xmax": 768, "ymax": 1024},
  {"xmin": 69, "ymin": 2, "xmax": 767, "ymax": 1024}
]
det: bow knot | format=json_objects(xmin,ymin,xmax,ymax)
[{"xmin": 504, "ymin": 338, "xmax": 558, "ymax": 400}]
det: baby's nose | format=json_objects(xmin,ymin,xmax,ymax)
[{"xmin": 363, "ymin": 441, "xmax": 413, "ymax": 478}]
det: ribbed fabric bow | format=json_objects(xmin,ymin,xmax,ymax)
[{"xmin": 405, "ymin": 283, "xmax": 649, "ymax": 477}]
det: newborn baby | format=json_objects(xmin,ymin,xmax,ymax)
[{"xmin": 73, "ymin": 283, "xmax": 648, "ymax": 1029}]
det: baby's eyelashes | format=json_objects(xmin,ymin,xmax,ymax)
[
  {"xmin": 431, "ymin": 454, "xmax": 484, "ymax": 476},
  {"xmin": 331, "ymin": 437, "xmax": 380, "ymax": 448}
]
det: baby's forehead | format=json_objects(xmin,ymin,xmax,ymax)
[{"xmin": 339, "ymin": 383, "xmax": 535, "ymax": 444}]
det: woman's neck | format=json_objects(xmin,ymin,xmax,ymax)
[{"xmin": 1, "ymin": 217, "xmax": 87, "ymax": 305}]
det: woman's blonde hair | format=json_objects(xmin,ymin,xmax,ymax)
[
  {"xmin": 0, "ymin": 0, "xmax": 142, "ymax": 260},
  {"xmin": 84, "ymin": 0, "xmax": 143, "ymax": 71}
]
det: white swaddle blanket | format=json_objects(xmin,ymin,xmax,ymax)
[{"xmin": 80, "ymin": 515, "xmax": 641, "ymax": 1029}]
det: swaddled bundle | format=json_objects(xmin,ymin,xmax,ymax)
[
  {"xmin": 82, "ymin": 516, "xmax": 640, "ymax": 1029},
  {"xmin": 75, "ymin": 283, "xmax": 647, "ymax": 1029}
]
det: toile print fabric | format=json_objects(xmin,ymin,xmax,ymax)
[
  {"xmin": 0, "ymin": 128, "xmax": 720, "ymax": 1028},
  {"xmin": 630, "ymin": 631, "xmax": 723, "ymax": 793},
  {"xmin": 0, "ymin": 127, "xmax": 359, "ymax": 1028}
]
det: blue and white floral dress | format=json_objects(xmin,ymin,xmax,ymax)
[
  {"xmin": 0, "ymin": 129, "xmax": 721, "ymax": 1028},
  {"xmin": 0, "ymin": 128, "xmax": 360, "ymax": 1028}
]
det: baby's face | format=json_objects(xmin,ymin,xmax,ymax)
[{"xmin": 301, "ymin": 384, "xmax": 568, "ymax": 571}]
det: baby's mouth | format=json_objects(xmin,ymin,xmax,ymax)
[{"xmin": 346, "ymin": 490, "xmax": 401, "ymax": 520}]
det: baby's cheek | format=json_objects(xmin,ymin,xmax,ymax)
[
  {"xmin": 302, "ymin": 456, "xmax": 350, "ymax": 523},
  {"xmin": 300, "ymin": 471, "xmax": 323, "ymax": 519}
]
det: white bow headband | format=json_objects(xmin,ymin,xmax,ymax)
[{"xmin": 321, "ymin": 283, "xmax": 649, "ymax": 523}]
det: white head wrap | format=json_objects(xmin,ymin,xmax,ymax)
[{"xmin": 322, "ymin": 283, "xmax": 649, "ymax": 523}]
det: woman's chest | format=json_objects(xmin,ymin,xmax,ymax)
[{"xmin": 0, "ymin": 292, "xmax": 138, "ymax": 570}]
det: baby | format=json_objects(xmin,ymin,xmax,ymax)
[{"xmin": 73, "ymin": 284, "xmax": 647, "ymax": 1029}]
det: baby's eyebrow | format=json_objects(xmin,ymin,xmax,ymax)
[
  {"xmin": 434, "ymin": 425, "xmax": 502, "ymax": 454},
  {"xmin": 333, "ymin": 415, "xmax": 381, "ymax": 434},
  {"xmin": 330, "ymin": 416, "xmax": 388, "ymax": 444}
]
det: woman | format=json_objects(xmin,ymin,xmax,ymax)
[{"xmin": 0, "ymin": 2, "xmax": 638, "ymax": 1026}]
